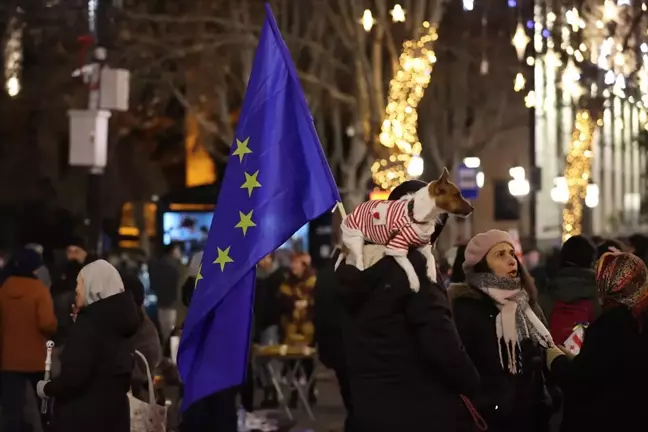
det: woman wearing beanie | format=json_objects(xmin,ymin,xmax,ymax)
[
  {"xmin": 542, "ymin": 235, "xmax": 599, "ymax": 345},
  {"xmin": 449, "ymin": 230, "xmax": 555, "ymax": 432},
  {"xmin": 546, "ymin": 252, "xmax": 648, "ymax": 432}
]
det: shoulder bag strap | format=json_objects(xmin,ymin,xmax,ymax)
[{"xmin": 134, "ymin": 350, "xmax": 156, "ymax": 405}]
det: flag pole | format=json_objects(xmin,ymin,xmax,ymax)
[{"xmin": 333, "ymin": 201, "xmax": 347, "ymax": 219}]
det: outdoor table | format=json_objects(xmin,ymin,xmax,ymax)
[{"xmin": 252, "ymin": 344, "xmax": 317, "ymax": 421}]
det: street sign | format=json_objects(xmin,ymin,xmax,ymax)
[{"xmin": 456, "ymin": 163, "xmax": 479, "ymax": 200}]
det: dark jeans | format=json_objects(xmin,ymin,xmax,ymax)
[{"xmin": 1, "ymin": 371, "xmax": 45, "ymax": 432}]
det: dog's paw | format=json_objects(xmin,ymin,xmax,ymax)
[
  {"xmin": 355, "ymin": 260, "xmax": 365, "ymax": 271},
  {"xmin": 426, "ymin": 266, "xmax": 437, "ymax": 283}
]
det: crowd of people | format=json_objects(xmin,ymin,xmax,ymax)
[
  {"xmin": 2, "ymin": 179, "xmax": 648, "ymax": 432},
  {"xmin": 0, "ymin": 238, "xmax": 170, "ymax": 432},
  {"xmin": 315, "ymin": 179, "xmax": 648, "ymax": 432},
  {"xmin": 0, "ymin": 235, "xmax": 325, "ymax": 432}
]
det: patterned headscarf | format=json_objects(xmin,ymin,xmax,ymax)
[{"xmin": 596, "ymin": 252, "xmax": 648, "ymax": 326}]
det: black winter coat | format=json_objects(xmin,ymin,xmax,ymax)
[
  {"xmin": 336, "ymin": 248, "xmax": 480, "ymax": 432},
  {"xmin": 44, "ymin": 292, "xmax": 140, "ymax": 432},
  {"xmin": 313, "ymin": 251, "xmax": 347, "ymax": 371},
  {"xmin": 550, "ymin": 307, "xmax": 648, "ymax": 432},
  {"xmin": 449, "ymin": 284, "xmax": 553, "ymax": 432}
]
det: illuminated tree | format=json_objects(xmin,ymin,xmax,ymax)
[
  {"xmin": 120, "ymin": 0, "xmax": 449, "ymax": 209},
  {"xmin": 525, "ymin": 0, "xmax": 648, "ymax": 240}
]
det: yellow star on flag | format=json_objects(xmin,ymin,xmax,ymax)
[
  {"xmin": 213, "ymin": 246, "xmax": 234, "ymax": 272},
  {"xmin": 232, "ymin": 137, "xmax": 253, "ymax": 163},
  {"xmin": 194, "ymin": 264, "xmax": 204, "ymax": 289},
  {"xmin": 241, "ymin": 170, "xmax": 262, "ymax": 197},
  {"xmin": 235, "ymin": 210, "xmax": 257, "ymax": 236}
]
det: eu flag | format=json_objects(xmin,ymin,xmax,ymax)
[{"xmin": 178, "ymin": 3, "xmax": 341, "ymax": 410}]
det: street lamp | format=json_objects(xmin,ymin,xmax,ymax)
[
  {"xmin": 463, "ymin": 157, "xmax": 481, "ymax": 168},
  {"xmin": 551, "ymin": 176, "xmax": 569, "ymax": 203},
  {"xmin": 585, "ymin": 183, "xmax": 599, "ymax": 208},
  {"xmin": 552, "ymin": 176, "xmax": 599, "ymax": 208},
  {"xmin": 476, "ymin": 171, "xmax": 485, "ymax": 188},
  {"xmin": 508, "ymin": 166, "xmax": 530, "ymax": 197}
]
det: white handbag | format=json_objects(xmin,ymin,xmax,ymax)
[{"xmin": 128, "ymin": 350, "xmax": 167, "ymax": 432}]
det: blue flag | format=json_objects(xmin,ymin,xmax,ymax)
[{"xmin": 178, "ymin": 3, "xmax": 341, "ymax": 410}]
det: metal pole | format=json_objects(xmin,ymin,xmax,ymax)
[
  {"xmin": 528, "ymin": 0, "xmax": 538, "ymax": 250},
  {"xmin": 85, "ymin": 0, "xmax": 109, "ymax": 257}
]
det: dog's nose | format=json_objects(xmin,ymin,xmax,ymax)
[{"xmin": 465, "ymin": 204, "xmax": 474, "ymax": 215}]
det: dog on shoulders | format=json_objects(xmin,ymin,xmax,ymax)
[{"xmin": 336, "ymin": 168, "xmax": 473, "ymax": 292}]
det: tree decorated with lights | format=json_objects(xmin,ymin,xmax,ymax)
[
  {"xmin": 514, "ymin": 0, "xmax": 648, "ymax": 241},
  {"xmin": 121, "ymin": 0, "xmax": 451, "ymax": 208}
]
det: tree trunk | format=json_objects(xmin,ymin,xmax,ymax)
[{"xmin": 342, "ymin": 189, "xmax": 366, "ymax": 214}]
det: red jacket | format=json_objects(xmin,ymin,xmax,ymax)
[{"xmin": 549, "ymin": 299, "xmax": 595, "ymax": 345}]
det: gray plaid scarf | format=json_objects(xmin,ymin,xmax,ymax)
[{"xmin": 467, "ymin": 272, "xmax": 553, "ymax": 373}]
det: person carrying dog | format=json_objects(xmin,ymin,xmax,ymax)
[{"xmin": 334, "ymin": 179, "xmax": 479, "ymax": 432}]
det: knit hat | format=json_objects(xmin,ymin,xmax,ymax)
[
  {"xmin": 596, "ymin": 252, "xmax": 648, "ymax": 326},
  {"xmin": 389, "ymin": 180, "xmax": 427, "ymax": 200},
  {"xmin": 462, "ymin": 230, "xmax": 515, "ymax": 274},
  {"xmin": 14, "ymin": 248, "xmax": 43, "ymax": 275},
  {"xmin": 67, "ymin": 236, "xmax": 87, "ymax": 252},
  {"xmin": 25, "ymin": 243, "xmax": 44, "ymax": 256},
  {"xmin": 559, "ymin": 235, "xmax": 596, "ymax": 268}
]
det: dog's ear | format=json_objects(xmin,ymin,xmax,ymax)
[
  {"xmin": 438, "ymin": 167, "xmax": 450, "ymax": 184},
  {"xmin": 429, "ymin": 179, "xmax": 446, "ymax": 196}
]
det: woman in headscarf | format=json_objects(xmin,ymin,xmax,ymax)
[
  {"xmin": 36, "ymin": 260, "xmax": 140, "ymax": 432},
  {"xmin": 546, "ymin": 252, "xmax": 648, "ymax": 432},
  {"xmin": 449, "ymin": 230, "xmax": 555, "ymax": 432}
]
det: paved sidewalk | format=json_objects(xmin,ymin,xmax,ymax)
[{"xmin": 290, "ymin": 370, "xmax": 345, "ymax": 432}]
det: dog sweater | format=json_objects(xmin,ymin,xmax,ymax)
[{"xmin": 344, "ymin": 199, "xmax": 430, "ymax": 252}]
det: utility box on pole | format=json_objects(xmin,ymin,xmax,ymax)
[
  {"xmin": 68, "ymin": 109, "xmax": 112, "ymax": 168},
  {"xmin": 99, "ymin": 67, "xmax": 130, "ymax": 111}
]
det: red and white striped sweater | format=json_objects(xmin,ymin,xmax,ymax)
[{"xmin": 344, "ymin": 199, "xmax": 430, "ymax": 252}]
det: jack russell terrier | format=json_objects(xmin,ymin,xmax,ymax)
[{"xmin": 336, "ymin": 168, "xmax": 473, "ymax": 291}]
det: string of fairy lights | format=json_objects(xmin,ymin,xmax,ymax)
[
  {"xmin": 371, "ymin": 23, "xmax": 438, "ymax": 190},
  {"xmin": 359, "ymin": 5, "xmax": 438, "ymax": 191},
  {"xmin": 3, "ymin": 13, "xmax": 23, "ymax": 98},
  {"xmin": 562, "ymin": 109, "xmax": 595, "ymax": 241}
]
